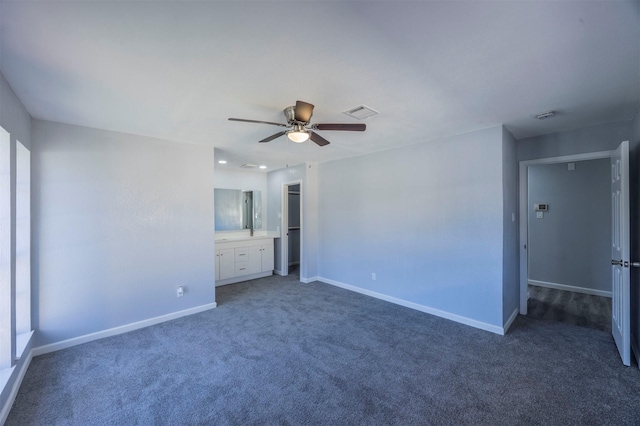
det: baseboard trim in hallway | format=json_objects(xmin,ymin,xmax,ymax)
[{"xmin": 528, "ymin": 279, "xmax": 611, "ymax": 298}]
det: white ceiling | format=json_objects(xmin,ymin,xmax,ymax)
[{"xmin": 1, "ymin": 1, "xmax": 639, "ymax": 172}]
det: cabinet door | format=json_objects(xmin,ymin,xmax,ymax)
[
  {"xmin": 248, "ymin": 245, "xmax": 262, "ymax": 274},
  {"xmin": 215, "ymin": 250, "xmax": 220, "ymax": 281},
  {"xmin": 261, "ymin": 243, "xmax": 274, "ymax": 272},
  {"xmin": 219, "ymin": 248, "xmax": 235, "ymax": 280}
]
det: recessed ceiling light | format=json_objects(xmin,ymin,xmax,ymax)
[
  {"xmin": 259, "ymin": 165, "xmax": 267, "ymax": 169},
  {"xmin": 218, "ymin": 160, "xmax": 227, "ymax": 164}
]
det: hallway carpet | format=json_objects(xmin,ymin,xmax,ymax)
[
  {"xmin": 527, "ymin": 285, "xmax": 612, "ymax": 332},
  {"xmin": 7, "ymin": 275, "xmax": 640, "ymax": 425}
]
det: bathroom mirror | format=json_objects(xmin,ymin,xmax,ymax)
[{"xmin": 214, "ymin": 188, "xmax": 262, "ymax": 231}]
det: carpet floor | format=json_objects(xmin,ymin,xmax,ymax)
[
  {"xmin": 527, "ymin": 285, "xmax": 612, "ymax": 332},
  {"xmin": 7, "ymin": 274, "xmax": 640, "ymax": 425}
]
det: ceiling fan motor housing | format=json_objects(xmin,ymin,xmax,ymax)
[{"xmin": 284, "ymin": 105, "xmax": 310, "ymax": 124}]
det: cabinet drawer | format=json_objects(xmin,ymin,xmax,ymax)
[
  {"xmin": 235, "ymin": 247, "xmax": 249, "ymax": 262},
  {"xmin": 235, "ymin": 262, "xmax": 249, "ymax": 276}
]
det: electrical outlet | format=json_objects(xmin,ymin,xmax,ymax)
[
  {"xmin": 177, "ymin": 286, "xmax": 184, "ymax": 297},
  {"xmin": 372, "ymin": 273, "xmax": 376, "ymax": 281}
]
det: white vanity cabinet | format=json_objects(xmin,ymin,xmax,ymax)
[
  {"xmin": 248, "ymin": 244, "xmax": 274, "ymax": 274},
  {"xmin": 261, "ymin": 244, "xmax": 274, "ymax": 271},
  {"xmin": 215, "ymin": 248, "xmax": 235, "ymax": 281},
  {"xmin": 215, "ymin": 237, "xmax": 274, "ymax": 286}
]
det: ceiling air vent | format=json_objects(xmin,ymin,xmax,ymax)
[
  {"xmin": 240, "ymin": 163, "xmax": 258, "ymax": 169},
  {"xmin": 343, "ymin": 105, "xmax": 379, "ymax": 120},
  {"xmin": 535, "ymin": 110, "xmax": 556, "ymax": 120}
]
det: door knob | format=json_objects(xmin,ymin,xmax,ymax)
[{"xmin": 611, "ymin": 260, "xmax": 624, "ymax": 266}]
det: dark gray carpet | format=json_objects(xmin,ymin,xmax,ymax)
[
  {"xmin": 7, "ymin": 274, "xmax": 640, "ymax": 425},
  {"xmin": 527, "ymin": 285, "xmax": 612, "ymax": 332}
]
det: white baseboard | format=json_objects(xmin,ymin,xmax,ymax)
[
  {"xmin": 318, "ymin": 277, "xmax": 505, "ymax": 335},
  {"xmin": 300, "ymin": 276, "xmax": 319, "ymax": 284},
  {"xmin": 1, "ymin": 347, "xmax": 33, "ymax": 425},
  {"xmin": 528, "ymin": 280, "xmax": 612, "ymax": 298},
  {"xmin": 503, "ymin": 307, "xmax": 519, "ymax": 334},
  {"xmin": 32, "ymin": 303, "xmax": 217, "ymax": 356}
]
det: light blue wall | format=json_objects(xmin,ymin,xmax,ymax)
[
  {"xmin": 267, "ymin": 164, "xmax": 306, "ymax": 233},
  {"xmin": 305, "ymin": 163, "xmax": 319, "ymax": 279},
  {"xmin": 518, "ymin": 121, "xmax": 632, "ymax": 162},
  {"xmin": 528, "ymin": 159, "xmax": 611, "ymax": 292},
  {"xmin": 267, "ymin": 163, "xmax": 305, "ymax": 275},
  {"xmin": 32, "ymin": 120, "xmax": 215, "ymax": 346},
  {"xmin": 266, "ymin": 163, "xmax": 319, "ymax": 280},
  {"xmin": 318, "ymin": 126, "xmax": 506, "ymax": 328},
  {"xmin": 214, "ymin": 168, "xmax": 267, "ymax": 193},
  {"xmin": 0, "ymin": 73, "xmax": 31, "ymax": 150},
  {"xmin": 0, "ymin": 70, "xmax": 33, "ymax": 420},
  {"xmin": 502, "ymin": 127, "xmax": 519, "ymax": 323}
]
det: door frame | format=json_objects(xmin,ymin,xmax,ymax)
[
  {"xmin": 280, "ymin": 180, "xmax": 303, "ymax": 279},
  {"xmin": 518, "ymin": 150, "xmax": 614, "ymax": 314}
]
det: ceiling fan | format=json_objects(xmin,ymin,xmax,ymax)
[{"xmin": 228, "ymin": 100, "xmax": 365, "ymax": 146}]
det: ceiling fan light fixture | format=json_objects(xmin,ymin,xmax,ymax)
[{"xmin": 287, "ymin": 130, "xmax": 310, "ymax": 143}]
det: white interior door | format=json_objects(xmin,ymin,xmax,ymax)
[{"xmin": 611, "ymin": 140, "xmax": 630, "ymax": 366}]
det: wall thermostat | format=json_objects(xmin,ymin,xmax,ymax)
[{"xmin": 534, "ymin": 203, "xmax": 548, "ymax": 211}]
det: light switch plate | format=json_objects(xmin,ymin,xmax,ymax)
[{"xmin": 536, "ymin": 212, "xmax": 544, "ymax": 219}]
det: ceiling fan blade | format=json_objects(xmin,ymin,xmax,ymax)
[
  {"xmin": 229, "ymin": 118, "xmax": 289, "ymax": 127},
  {"xmin": 259, "ymin": 131, "xmax": 287, "ymax": 143},
  {"xmin": 294, "ymin": 101, "xmax": 315, "ymax": 123},
  {"xmin": 309, "ymin": 131, "xmax": 330, "ymax": 147},
  {"xmin": 313, "ymin": 123, "xmax": 366, "ymax": 131}
]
